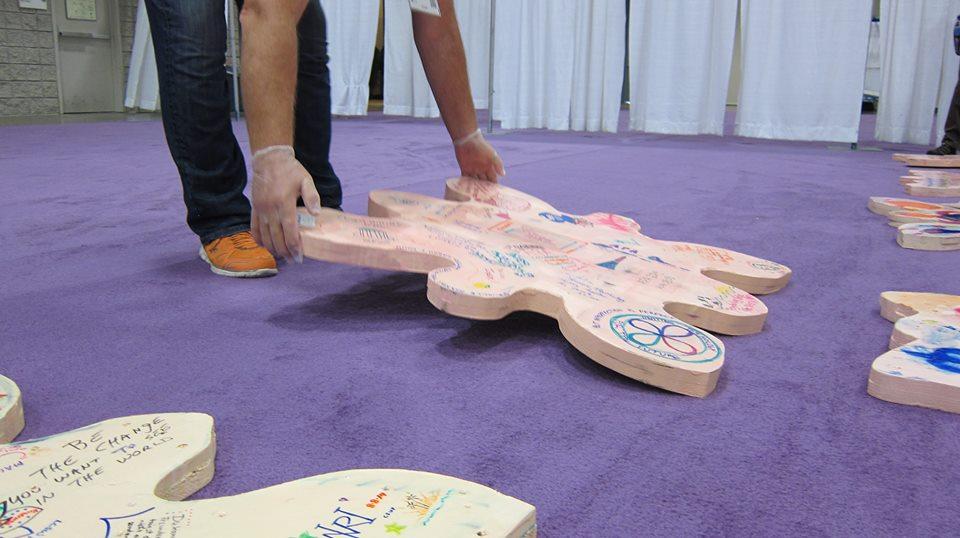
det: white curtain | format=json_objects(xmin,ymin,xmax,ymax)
[
  {"xmin": 124, "ymin": 0, "xmax": 159, "ymax": 111},
  {"xmin": 736, "ymin": 0, "xmax": 873, "ymax": 143},
  {"xmin": 383, "ymin": 0, "xmax": 490, "ymax": 118},
  {"xmin": 570, "ymin": 0, "xmax": 626, "ymax": 132},
  {"xmin": 628, "ymin": 0, "xmax": 737, "ymax": 135},
  {"xmin": 876, "ymin": 0, "xmax": 960, "ymax": 144},
  {"xmin": 321, "ymin": 0, "xmax": 379, "ymax": 116},
  {"xmin": 494, "ymin": 0, "xmax": 626, "ymax": 132}
]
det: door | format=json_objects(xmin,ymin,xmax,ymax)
[{"xmin": 54, "ymin": 0, "xmax": 122, "ymax": 113}]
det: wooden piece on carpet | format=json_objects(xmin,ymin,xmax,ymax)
[
  {"xmin": 300, "ymin": 177, "xmax": 792, "ymax": 397},
  {"xmin": 868, "ymin": 197, "xmax": 960, "ymax": 229},
  {"xmin": 897, "ymin": 223, "xmax": 960, "ymax": 251},
  {"xmin": 869, "ymin": 293, "xmax": 960, "ymax": 414},
  {"xmin": 893, "ymin": 153, "xmax": 960, "ymax": 168},
  {"xmin": 867, "ymin": 197, "xmax": 960, "ymax": 216},
  {"xmin": 901, "ymin": 176, "xmax": 960, "ymax": 197},
  {"xmin": 0, "ymin": 375, "xmax": 23, "ymax": 444},
  {"xmin": 905, "ymin": 169, "xmax": 960, "ymax": 181},
  {"xmin": 0, "ymin": 411, "xmax": 537, "ymax": 537},
  {"xmin": 879, "ymin": 291, "xmax": 960, "ymax": 322}
]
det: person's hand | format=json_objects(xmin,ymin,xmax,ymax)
[
  {"xmin": 454, "ymin": 129, "xmax": 505, "ymax": 182},
  {"xmin": 250, "ymin": 145, "xmax": 322, "ymax": 263}
]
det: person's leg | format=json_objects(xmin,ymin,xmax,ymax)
[
  {"xmin": 292, "ymin": 0, "xmax": 343, "ymax": 209},
  {"xmin": 145, "ymin": 0, "xmax": 251, "ymax": 243},
  {"xmin": 941, "ymin": 77, "xmax": 960, "ymax": 149}
]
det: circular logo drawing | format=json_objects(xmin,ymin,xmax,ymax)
[{"xmin": 609, "ymin": 312, "xmax": 721, "ymax": 363}]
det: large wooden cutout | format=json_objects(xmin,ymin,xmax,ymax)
[
  {"xmin": 868, "ymin": 197, "xmax": 960, "ymax": 250},
  {"xmin": 893, "ymin": 153, "xmax": 960, "ymax": 168},
  {"xmin": 0, "ymin": 375, "xmax": 24, "ymax": 444},
  {"xmin": 0, "ymin": 380, "xmax": 536, "ymax": 537},
  {"xmin": 869, "ymin": 292, "xmax": 960, "ymax": 414},
  {"xmin": 299, "ymin": 177, "xmax": 791, "ymax": 397}
]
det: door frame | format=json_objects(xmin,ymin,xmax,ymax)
[{"xmin": 51, "ymin": 0, "xmax": 125, "ymax": 114}]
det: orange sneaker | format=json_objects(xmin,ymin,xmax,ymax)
[{"xmin": 199, "ymin": 231, "xmax": 278, "ymax": 278}]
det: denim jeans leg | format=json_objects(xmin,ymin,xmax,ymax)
[
  {"xmin": 145, "ymin": 0, "xmax": 251, "ymax": 243},
  {"xmin": 294, "ymin": 0, "xmax": 343, "ymax": 210}
]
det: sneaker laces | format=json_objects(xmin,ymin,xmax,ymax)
[{"xmin": 229, "ymin": 232, "xmax": 260, "ymax": 250}]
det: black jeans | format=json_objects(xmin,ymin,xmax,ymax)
[
  {"xmin": 943, "ymin": 73, "xmax": 960, "ymax": 148},
  {"xmin": 145, "ymin": 0, "xmax": 342, "ymax": 243}
]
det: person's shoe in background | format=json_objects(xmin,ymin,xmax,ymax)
[
  {"xmin": 926, "ymin": 143, "xmax": 957, "ymax": 155},
  {"xmin": 199, "ymin": 231, "xmax": 278, "ymax": 278}
]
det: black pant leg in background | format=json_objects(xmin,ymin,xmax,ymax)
[
  {"xmin": 942, "ymin": 74, "xmax": 960, "ymax": 147},
  {"xmin": 292, "ymin": 0, "xmax": 343, "ymax": 209}
]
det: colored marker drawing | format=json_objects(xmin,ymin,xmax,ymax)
[
  {"xmin": 301, "ymin": 177, "xmax": 791, "ymax": 397},
  {"xmin": 869, "ymin": 293, "xmax": 960, "ymax": 414},
  {"xmin": 0, "ymin": 412, "xmax": 536, "ymax": 537},
  {"xmin": 901, "ymin": 346, "xmax": 960, "ymax": 374},
  {"xmin": 609, "ymin": 312, "xmax": 721, "ymax": 364}
]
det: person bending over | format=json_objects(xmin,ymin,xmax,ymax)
[{"xmin": 145, "ymin": 0, "xmax": 503, "ymax": 277}]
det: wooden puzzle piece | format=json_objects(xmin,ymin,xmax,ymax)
[
  {"xmin": 300, "ymin": 178, "xmax": 791, "ymax": 397},
  {"xmin": 0, "ymin": 401, "xmax": 536, "ymax": 537},
  {"xmin": 900, "ymin": 176, "xmax": 960, "ymax": 197},
  {"xmin": 868, "ymin": 197, "xmax": 960, "ymax": 217},
  {"xmin": 897, "ymin": 223, "xmax": 960, "ymax": 251},
  {"xmin": 0, "ymin": 375, "xmax": 24, "ymax": 444},
  {"xmin": 443, "ymin": 178, "xmax": 791, "ymax": 296},
  {"xmin": 904, "ymin": 169, "xmax": 960, "ymax": 182},
  {"xmin": 893, "ymin": 153, "xmax": 960, "ymax": 168},
  {"xmin": 868, "ymin": 197, "xmax": 960, "ymax": 243},
  {"xmin": 869, "ymin": 293, "xmax": 960, "ymax": 414},
  {"xmin": 880, "ymin": 291, "xmax": 960, "ymax": 322}
]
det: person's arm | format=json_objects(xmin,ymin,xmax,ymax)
[
  {"xmin": 412, "ymin": 1, "xmax": 505, "ymax": 182},
  {"xmin": 240, "ymin": 0, "xmax": 322, "ymax": 262}
]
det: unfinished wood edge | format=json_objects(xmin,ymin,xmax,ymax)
[
  {"xmin": 897, "ymin": 227, "xmax": 960, "ymax": 251},
  {"xmin": 701, "ymin": 268, "xmax": 792, "ymax": 296},
  {"xmin": 879, "ymin": 292, "xmax": 918, "ymax": 322},
  {"xmin": 153, "ymin": 418, "xmax": 217, "ymax": 501},
  {"xmin": 444, "ymin": 178, "xmax": 473, "ymax": 203},
  {"xmin": 557, "ymin": 309, "xmax": 722, "ymax": 398},
  {"xmin": 662, "ymin": 301, "xmax": 767, "ymax": 336},
  {"xmin": 868, "ymin": 369, "xmax": 960, "ymax": 414},
  {"xmin": 0, "ymin": 375, "xmax": 24, "ymax": 444}
]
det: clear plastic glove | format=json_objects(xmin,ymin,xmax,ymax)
[
  {"xmin": 250, "ymin": 145, "xmax": 322, "ymax": 263},
  {"xmin": 454, "ymin": 129, "xmax": 505, "ymax": 182}
]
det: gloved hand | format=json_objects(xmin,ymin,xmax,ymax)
[
  {"xmin": 454, "ymin": 129, "xmax": 505, "ymax": 182},
  {"xmin": 250, "ymin": 145, "xmax": 322, "ymax": 263}
]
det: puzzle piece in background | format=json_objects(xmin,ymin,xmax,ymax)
[
  {"xmin": 868, "ymin": 197, "xmax": 960, "ymax": 224},
  {"xmin": 897, "ymin": 223, "xmax": 960, "ymax": 251},
  {"xmin": 869, "ymin": 293, "xmax": 960, "ymax": 414},
  {"xmin": 893, "ymin": 153, "xmax": 960, "ymax": 168},
  {"xmin": 904, "ymin": 169, "xmax": 960, "ymax": 181},
  {"xmin": 879, "ymin": 291, "xmax": 960, "ymax": 322},
  {"xmin": 868, "ymin": 197, "xmax": 960, "ymax": 248},
  {"xmin": 900, "ymin": 176, "xmax": 960, "ymax": 197},
  {"xmin": 0, "ymin": 375, "xmax": 24, "ymax": 443},
  {"xmin": 301, "ymin": 178, "xmax": 791, "ymax": 397},
  {"xmin": 0, "ymin": 403, "xmax": 536, "ymax": 537}
]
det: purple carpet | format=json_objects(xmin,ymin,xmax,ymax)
[{"xmin": 1, "ymin": 111, "xmax": 958, "ymax": 535}]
